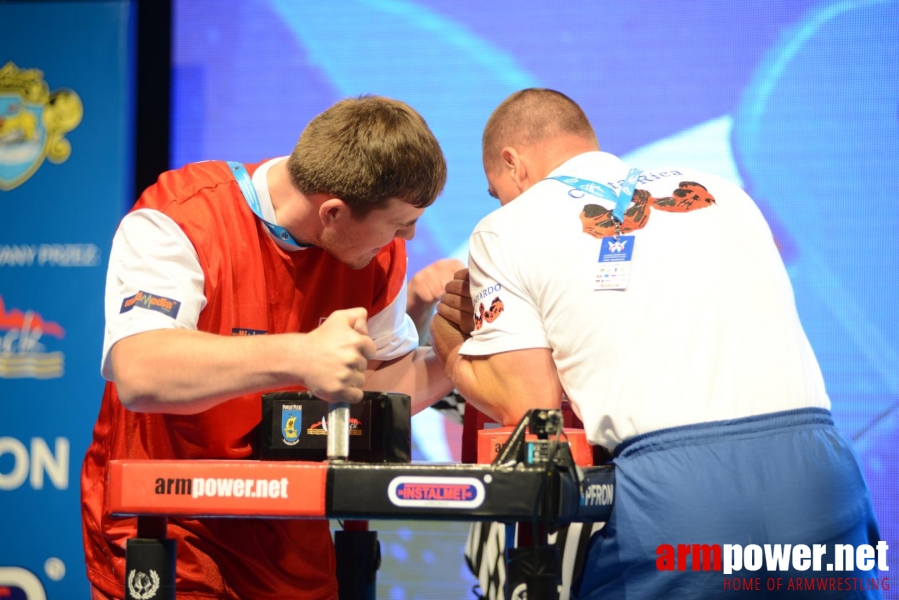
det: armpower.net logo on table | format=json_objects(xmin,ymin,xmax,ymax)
[{"xmin": 153, "ymin": 476, "xmax": 291, "ymax": 500}]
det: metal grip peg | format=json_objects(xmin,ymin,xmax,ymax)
[{"xmin": 327, "ymin": 402, "xmax": 350, "ymax": 460}]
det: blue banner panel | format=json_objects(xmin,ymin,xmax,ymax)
[{"xmin": 0, "ymin": 2, "xmax": 134, "ymax": 598}]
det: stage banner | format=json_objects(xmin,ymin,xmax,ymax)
[{"xmin": 0, "ymin": 2, "xmax": 134, "ymax": 598}]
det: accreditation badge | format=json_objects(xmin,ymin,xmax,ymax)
[{"xmin": 595, "ymin": 235, "xmax": 635, "ymax": 291}]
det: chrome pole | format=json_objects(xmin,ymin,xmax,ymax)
[{"xmin": 327, "ymin": 402, "xmax": 350, "ymax": 460}]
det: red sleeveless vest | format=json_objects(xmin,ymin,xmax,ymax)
[{"xmin": 82, "ymin": 161, "xmax": 406, "ymax": 599}]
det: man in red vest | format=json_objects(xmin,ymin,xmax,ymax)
[{"xmin": 82, "ymin": 96, "xmax": 453, "ymax": 600}]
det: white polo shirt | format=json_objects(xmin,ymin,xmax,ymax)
[{"xmin": 460, "ymin": 151, "xmax": 829, "ymax": 450}]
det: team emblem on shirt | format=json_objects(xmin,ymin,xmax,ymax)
[
  {"xmin": 120, "ymin": 291, "xmax": 182, "ymax": 319},
  {"xmin": 579, "ymin": 181, "xmax": 716, "ymax": 238},
  {"xmin": 474, "ymin": 297, "xmax": 504, "ymax": 331}
]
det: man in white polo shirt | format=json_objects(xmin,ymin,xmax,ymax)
[{"xmin": 431, "ymin": 88, "xmax": 882, "ymax": 599}]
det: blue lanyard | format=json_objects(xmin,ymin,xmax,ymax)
[
  {"xmin": 227, "ymin": 161, "xmax": 307, "ymax": 248},
  {"xmin": 548, "ymin": 167, "xmax": 643, "ymax": 224}
]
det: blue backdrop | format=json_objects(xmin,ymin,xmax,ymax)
[
  {"xmin": 0, "ymin": 2, "xmax": 134, "ymax": 598},
  {"xmin": 172, "ymin": 1, "xmax": 898, "ymax": 597}
]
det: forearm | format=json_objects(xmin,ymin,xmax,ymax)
[
  {"xmin": 111, "ymin": 329, "xmax": 308, "ymax": 414},
  {"xmin": 364, "ymin": 347, "xmax": 454, "ymax": 414},
  {"xmin": 447, "ymin": 350, "xmax": 563, "ymax": 426},
  {"xmin": 446, "ymin": 354, "xmax": 514, "ymax": 425},
  {"xmin": 429, "ymin": 313, "xmax": 515, "ymax": 423}
]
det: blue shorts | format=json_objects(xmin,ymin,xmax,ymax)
[{"xmin": 572, "ymin": 408, "xmax": 883, "ymax": 599}]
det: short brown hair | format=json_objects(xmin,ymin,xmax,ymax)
[
  {"xmin": 288, "ymin": 96, "xmax": 447, "ymax": 217},
  {"xmin": 482, "ymin": 88, "xmax": 597, "ymax": 171}
]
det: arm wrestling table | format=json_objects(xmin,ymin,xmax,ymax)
[{"xmin": 108, "ymin": 394, "xmax": 614, "ymax": 600}]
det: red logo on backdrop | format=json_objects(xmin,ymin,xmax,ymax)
[{"xmin": 0, "ymin": 295, "xmax": 65, "ymax": 379}]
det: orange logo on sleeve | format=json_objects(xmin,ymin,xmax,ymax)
[{"xmin": 474, "ymin": 297, "xmax": 504, "ymax": 331}]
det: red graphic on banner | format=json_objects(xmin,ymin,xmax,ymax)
[
  {"xmin": 0, "ymin": 295, "xmax": 66, "ymax": 378},
  {"xmin": 0, "ymin": 295, "xmax": 65, "ymax": 338}
]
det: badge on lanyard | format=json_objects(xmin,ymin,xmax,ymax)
[
  {"xmin": 596, "ymin": 235, "xmax": 635, "ymax": 290},
  {"xmin": 548, "ymin": 167, "xmax": 643, "ymax": 291}
]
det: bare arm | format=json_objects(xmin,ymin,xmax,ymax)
[
  {"xmin": 430, "ymin": 313, "xmax": 563, "ymax": 425},
  {"xmin": 111, "ymin": 308, "xmax": 376, "ymax": 414},
  {"xmin": 348, "ymin": 257, "xmax": 464, "ymax": 414},
  {"xmin": 363, "ymin": 346, "xmax": 455, "ymax": 415}
]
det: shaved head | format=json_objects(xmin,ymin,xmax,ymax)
[{"xmin": 482, "ymin": 88, "xmax": 598, "ymax": 174}]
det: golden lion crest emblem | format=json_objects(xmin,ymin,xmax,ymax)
[{"xmin": 0, "ymin": 62, "xmax": 83, "ymax": 191}]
